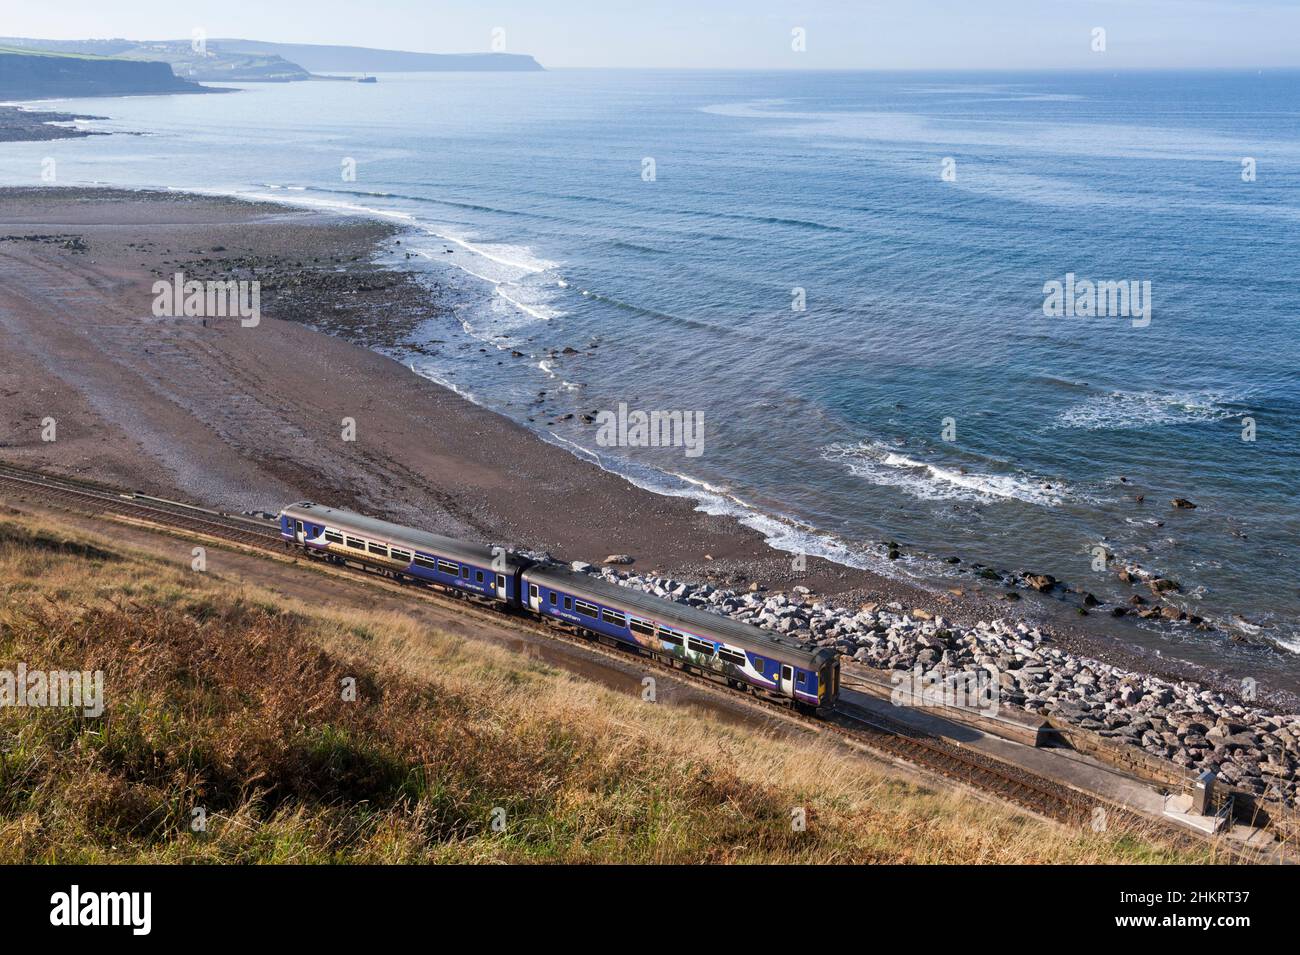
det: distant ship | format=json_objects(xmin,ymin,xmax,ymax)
[{"xmin": 357, "ymin": 75, "xmax": 377, "ymax": 83}]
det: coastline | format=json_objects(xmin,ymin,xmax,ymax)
[
  {"xmin": 2, "ymin": 184, "xmax": 1297, "ymax": 805},
  {"xmin": 0, "ymin": 185, "xmax": 1296, "ymax": 720},
  {"xmin": 0, "ymin": 104, "xmax": 108, "ymax": 142}
]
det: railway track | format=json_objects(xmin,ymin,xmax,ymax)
[{"xmin": 0, "ymin": 462, "xmax": 1252, "ymax": 854}]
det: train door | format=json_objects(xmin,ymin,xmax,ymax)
[
  {"xmin": 528, "ymin": 583, "xmax": 541, "ymax": 613},
  {"xmin": 495, "ymin": 573, "xmax": 508, "ymax": 601},
  {"xmin": 294, "ymin": 519, "xmax": 305, "ymax": 545},
  {"xmin": 779, "ymin": 664, "xmax": 795, "ymax": 697}
]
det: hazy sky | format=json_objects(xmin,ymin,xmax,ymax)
[{"xmin": 6, "ymin": 0, "xmax": 1297, "ymax": 70}]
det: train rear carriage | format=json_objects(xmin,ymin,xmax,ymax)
[
  {"xmin": 521, "ymin": 564, "xmax": 839, "ymax": 709},
  {"xmin": 279, "ymin": 503, "xmax": 523, "ymax": 603}
]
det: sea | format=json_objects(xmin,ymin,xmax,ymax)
[{"xmin": 3, "ymin": 68, "xmax": 1298, "ymax": 677}]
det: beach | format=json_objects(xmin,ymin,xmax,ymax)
[
  {"xmin": 0, "ymin": 186, "xmax": 1294, "ymax": 708},
  {"xmin": 2, "ymin": 184, "xmax": 1298, "ymax": 806}
]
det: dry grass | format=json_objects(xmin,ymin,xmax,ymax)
[{"xmin": 0, "ymin": 514, "xmax": 1212, "ymax": 863}]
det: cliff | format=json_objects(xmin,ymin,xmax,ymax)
[{"xmin": 0, "ymin": 47, "xmax": 216, "ymax": 99}]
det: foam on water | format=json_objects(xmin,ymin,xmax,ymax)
[
  {"xmin": 821, "ymin": 441, "xmax": 1077, "ymax": 506},
  {"xmin": 1055, "ymin": 389, "xmax": 1244, "ymax": 431}
]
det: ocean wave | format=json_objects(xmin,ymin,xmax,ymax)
[
  {"xmin": 822, "ymin": 441, "xmax": 1073, "ymax": 506},
  {"xmin": 1055, "ymin": 389, "xmax": 1243, "ymax": 431},
  {"xmin": 535, "ymin": 437, "xmax": 923, "ymax": 578}
]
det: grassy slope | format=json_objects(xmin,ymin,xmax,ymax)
[
  {"xmin": 0, "ymin": 512, "xmax": 1211, "ymax": 864},
  {"xmin": 0, "ymin": 46, "xmax": 115, "ymax": 60}
]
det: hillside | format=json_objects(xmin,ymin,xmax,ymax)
[
  {"xmin": 0, "ymin": 37, "xmax": 545, "ymax": 75},
  {"xmin": 0, "ymin": 45, "xmax": 215, "ymax": 98},
  {"xmin": 0, "ymin": 508, "xmax": 1205, "ymax": 864},
  {"xmin": 114, "ymin": 41, "xmax": 310, "ymax": 82},
  {"xmin": 211, "ymin": 39, "xmax": 544, "ymax": 72}
]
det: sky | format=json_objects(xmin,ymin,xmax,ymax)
[{"xmin": 3, "ymin": 0, "xmax": 1297, "ymax": 70}]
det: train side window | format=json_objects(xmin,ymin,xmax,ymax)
[
  {"xmin": 752, "ymin": 655, "xmax": 764, "ymax": 671},
  {"xmin": 564, "ymin": 596, "xmax": 572, "ymax": 610},
  {"xmin": 686, "ymin": 636, "xmax": 715, "ymax": 656},
  {"xmin": 548, "ymin": 591, "xmax": 557, "ymax": 606},
  {"xmin": 574, "ymin": 600, "xmax": 598, "ymax": 619},
  {"xmin": 796, "ymin": 672, "xmax": 806, "ymax": 685},
  {"xmin": 437, "ymin": 559, "xmax": 458, "ymax": 575},
  {"xmin": 475, "ymin": 570, "xmax": 484, "ymax": 583},
  {"xmin": 390, "ymin": 548, "xmax": 411, "ymax": 562},
  {"xmin": 461, "ymin": 567, "xmax": 470, "ymax": 580},
  {"xmin": 413, "ymin": 555, "xmax": 436, "ymax": 569},
  {"xmin": 601, "ymin": 608, "xmax": 627, "ymax": 627},
  {"xmin": 629, "ymin": 617, "xmax": 655, "ymax": 636},
  {"xmin": 367, "ymin": 541, "xmax": 388, "ymax": 557},
  {"xmin": 324, "ymin": 530, "xmax": 344, "ymax": 544},
  {"xmin": 346, "ymin": 537, "xmax": 364, "ymax": 550}
]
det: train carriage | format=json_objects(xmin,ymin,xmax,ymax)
[
  {"xmin": 279, "ymin": 502, "xmax": 524, "ymax": 603},
  {"xmin": 522, "ymin": 563, "xmax": 839, "ymax": 710}
]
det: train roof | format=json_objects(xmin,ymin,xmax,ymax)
[
  {"xmin": 524, "ymin": 564, "xmax": 835, "ymax": 667},
  {"xmin": 281, "ymin": 502, "xmax": 519, "ymax": 569}
]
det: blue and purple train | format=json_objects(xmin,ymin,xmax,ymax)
[{"xmin": 279, "ymin": 501, "xmax": 840, "ymax": 711}]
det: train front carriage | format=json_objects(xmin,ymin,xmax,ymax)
[{"xmin": 521, "ymin": 563, "xmax": 841, "ymax": 711}]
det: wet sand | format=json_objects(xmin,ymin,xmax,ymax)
[{"xmin": 1, "ymin": 186, "xmax": 1293, "ymax": 708}]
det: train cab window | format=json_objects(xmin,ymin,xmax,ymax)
[
  {"xmin": 346, "ymin": 537, "xmax": 364, "ymax": 550},
  {"xmin": 548, "ymin": 591, "xmax": 557, "ymax": 606}
]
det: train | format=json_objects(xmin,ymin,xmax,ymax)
[{"xmin": 279, "ymin": 501, "xmax": 840, "ymax": 711}]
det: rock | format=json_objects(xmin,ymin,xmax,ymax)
[
  {"xmin": 1171, "ymin": 498, "xmax": 1198, "ymax": 509},
  {"xmin": 1023, "ymin": 573, "xmax": 1057, "ymax": 593},
  {"xmin": 603, "ymin": 554, "xmax": 634, "ymax": 565},
  {"xmin": 570, "ymin": 561, "xmax": 593, "ymax": 573},
  {"xmin": 1149, "ymin": 578, "xmax": 1180, "ymax": 595}
]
